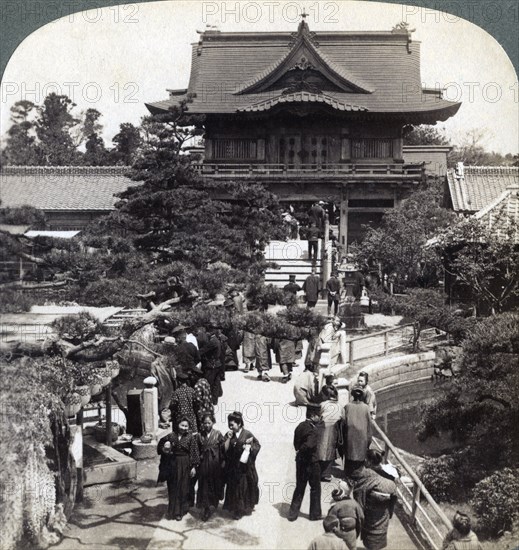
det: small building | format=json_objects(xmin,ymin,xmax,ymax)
[
  {"xmin": 0, "ymin": 166, "xmax": 134, "ymax": 230},
  {"xmin": 446, "ymin": 164, "xmax": 519, "ymax": 215},
  {"xmin": 443, "ymin": 164, "xmax": 519, "ymax": 312},
  {"xmin": 147, "ymin": 18, "xmax": 461, "ymax": 251}
]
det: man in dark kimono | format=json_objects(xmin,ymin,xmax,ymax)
[
  {"xmin": 340, "ymin": 386, "xmax": 372, "ymax": 477},
  {"xmin": 303, "ymin": 267, "xmax": 321, "ymax": 308},
  {"xmin": 308, "ymin": 202, "xmax": 325, "ymax": 231},
  {"xmin": 288, "ymin": 404, "xmax": 323, "ymax": 522},
  {"xmin": 198, "ymin": 328, "xmax": 223, "ymax": 405},
  {"xmin": 351, "ymin": 464, "xmax": 396, "ymax": 550},
  {"xmin": 173, "ymin": 327, "xmax": 201, "ymax": 370}
]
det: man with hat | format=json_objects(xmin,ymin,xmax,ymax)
[
  {"xmin": 326, "ymin": 271, "xmax": 342, "ymax": 316},
  {"xmin": 288, "ymin": 404, "xmax": 324, "ymax": 522},
  {"xmin": 303, "ymin": 266, "xmax": 321, "ymax": 308},
  {"xmin": 340, "ymin": 386, "xmax": 372, "ymax": 477}
]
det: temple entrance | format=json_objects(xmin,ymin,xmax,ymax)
[
  {"xmin": 278, "ymin": 134, "xmax": 329, "ymax": 168},
  {"xmin": 338, "ymin": 195, "xmax": 395, "ymax": 251}
]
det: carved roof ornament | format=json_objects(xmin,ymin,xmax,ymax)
[
  {"xmin": 235, "ymin": 19, "xmax": 374, "ymax": 95},
  {"xmin": 289, "ymin": 13, "xmax": 319, "ymax": 47},
  {"xmin": 291, "ymin": 55, "xmax": 315, "ymax": 71},
  {"xmin": 282, "ymin": 70, "xmax": 322, "ymax": 95},
  {"xmin": 391, "ymin": 21, "xmax": 416, "ymax": 53}
]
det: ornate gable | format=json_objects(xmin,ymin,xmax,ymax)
[{"xmin": 235, "ymin": 20, "xmax": 374, "ymax": 96}]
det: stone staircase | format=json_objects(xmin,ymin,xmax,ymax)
[{"xmin": 264, "ymin": 239, "xmax": 323, "ymax": 288}]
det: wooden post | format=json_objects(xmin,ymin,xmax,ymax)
[
  {"xmin": 105, "ymin": 382, "xmax": 112, "ymax": 447},
  {"xmin": 384, "ymin": 439, "xmax": 390, "ymax": 462},
  {"xmin": 76, "ymin": 409, "xmax": 84, "ymax": 503},
  {"xmin": 348, "ymin": 340, "xmax": 354, "ymax": 367},
  {"xmin": 384, "ymin": 330, "xmax": 389, "ymax": 355},
  {"xmin": 339, "ymin": 187, "xmax": 349, "ymax": 254},
  {"xmin": 322, "ymin": 212, "xmax": 330, "ymax": 290},
  {"xmin": 411, "ymin": 483, "xmax": 421, "ymax": 525}
]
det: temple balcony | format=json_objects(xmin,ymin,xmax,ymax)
[{"xmin": 194, "ymin": 162, "xmax": 425, "ymax": 182}]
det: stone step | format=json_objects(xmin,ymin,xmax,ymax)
[
  {"xmin": 265, "ymin": 273, "xmax": 321, "ymax": 282},
  {"xmin": 265, "ymin": 265, "xmax": 321, "ymax": 274},
  {"xmin": 266, "ymin": 258, "xmax": 322, "ymax": 266},
  {"xmin": 264, "ymin": 239, "xmax": 322, "ymax": 261}
]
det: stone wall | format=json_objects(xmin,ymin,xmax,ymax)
[{"xmin": 358, "ymin": 351, "xmax": 436, "ymax": 393}]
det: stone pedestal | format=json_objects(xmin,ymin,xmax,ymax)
[{"xmin": 141, "ymin": 386, "xmax": 159, "ymax": 438}]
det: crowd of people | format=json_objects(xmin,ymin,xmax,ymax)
[
  {"xmin": 151, "ymin": 309, "xmax": 262, "ymax": 523},
  {"xmin": 149, "ymin": 275, "xmax": 481, "ymax": 550}
]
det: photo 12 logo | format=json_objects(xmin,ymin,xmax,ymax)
[
  {"xmin": 0, "ymin": 3, "xmax": 140, "ymax": 25},
  {"xmin": 1, "ymin": 81, "xmax": 140, "ymax": 105},
  {"xmin": 202, "ymin": 1, "xmax": 340, "ymax": 24}
]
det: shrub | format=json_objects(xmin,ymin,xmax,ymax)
[
  {"xmin": 0, "ymin": 290, "xmax": 35, "ymax": 313},
  {"xmin": 419, "ymin": 455, "xmax": 466, "ymax": 503},
  {"xmin": 81, "ymin": 277, "xmax": 143, "ymax": 307},
  {"xmin": 245, "ymin": 282, "xmax": 284, "ymax": 310},
  {"xmin": 52, "ymin": 311, "xmax": 106, "ymax": 344},
  {"xmin": 471, "ymin": 468, "xmax": 519, "ymax": 537}
]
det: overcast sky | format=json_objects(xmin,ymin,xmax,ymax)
[{"xmin": 1, "ymin": 0, "xmax": 517, "ymax": 154}]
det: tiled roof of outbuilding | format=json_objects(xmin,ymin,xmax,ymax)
[
  {"xmin": 146, "ymin": 23, "xmax": 461, "ymax": 122},
  {"xmin": 0, "ymin": 166, "xmax": 136, "ymax": 211},
  {"xmin": 447, "ymin": 166, "xmax": 519, "ymax": 213}
]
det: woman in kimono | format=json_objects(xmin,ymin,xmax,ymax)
[
  {"xmin": 351, "ymin": 461, "xmax": 397, "ymax": 550},
  {"xmin": 223, "ymin": 411, "xmax": 261, "ymax": 519},
  {"xmin": 196, "ymin": 413, "xmax": 225, "ymax": 521},
  {"xmin": 157, "ymin": 417, "xmax": 200, "ymax": 521},
  {"xmin": 170, "ymin": 370, "xmax": 198, "ymax": 434},
  {"xmin": 316, "ymin": 383, "xmax": 341, "ymax": 481}
]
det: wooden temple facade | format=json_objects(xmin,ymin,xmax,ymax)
[{"xmin": 147, "ymin": 19, "xmax": 461, "ymax": 250}]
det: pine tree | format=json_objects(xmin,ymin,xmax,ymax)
[
  {"xmin": 2, "ymin": 100, "xmax": 40, "ymax": 165},
  {"xmin": 110, "ymin": 122, "xmax": 142, "ymax": 165},
  {"xmin": 35, "ymin": 93, "xmax": 80, "ymax": 165},
  {"xmin": 109, "ymin": 98, "xmax": 285, "ymax": 270}
]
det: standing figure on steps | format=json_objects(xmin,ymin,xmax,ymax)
[
  {"xmin": 307, "ymin": 222, "xmax": 321, "ymax": 262},
  {"xmin": 304, "ymin": 266, "xmax": 321, "ymax": 308}
]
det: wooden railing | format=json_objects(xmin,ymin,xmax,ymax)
[
  {"xmin": 371, "ymin": 421, "xmax": 453, "ymax": 549},
  {"xmin": 195, "ymin": 163, "xmax": 425, "ymax": 179},
  {"xmin": 346, "ymin": 324, "xmax": 445, "ymax": 368}
]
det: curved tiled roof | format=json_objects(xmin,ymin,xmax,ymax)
[
  {"xmin": 147, "ymin": 24, "xmax": 461, "ymax": 122},
  {"xmin": 447, "ymin": 166, "xmax": 519, "ymax": 213},
  {"xmin": 237, "ymin": 92, "xmax": 368, "ymax": 113},
  {"xmin": 236, "ymin": 22, "xmax": 374, "ymax": 95},
  {"xmin": 0, "ymin": 166, "xmax": 136, "ymax": 211}
]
